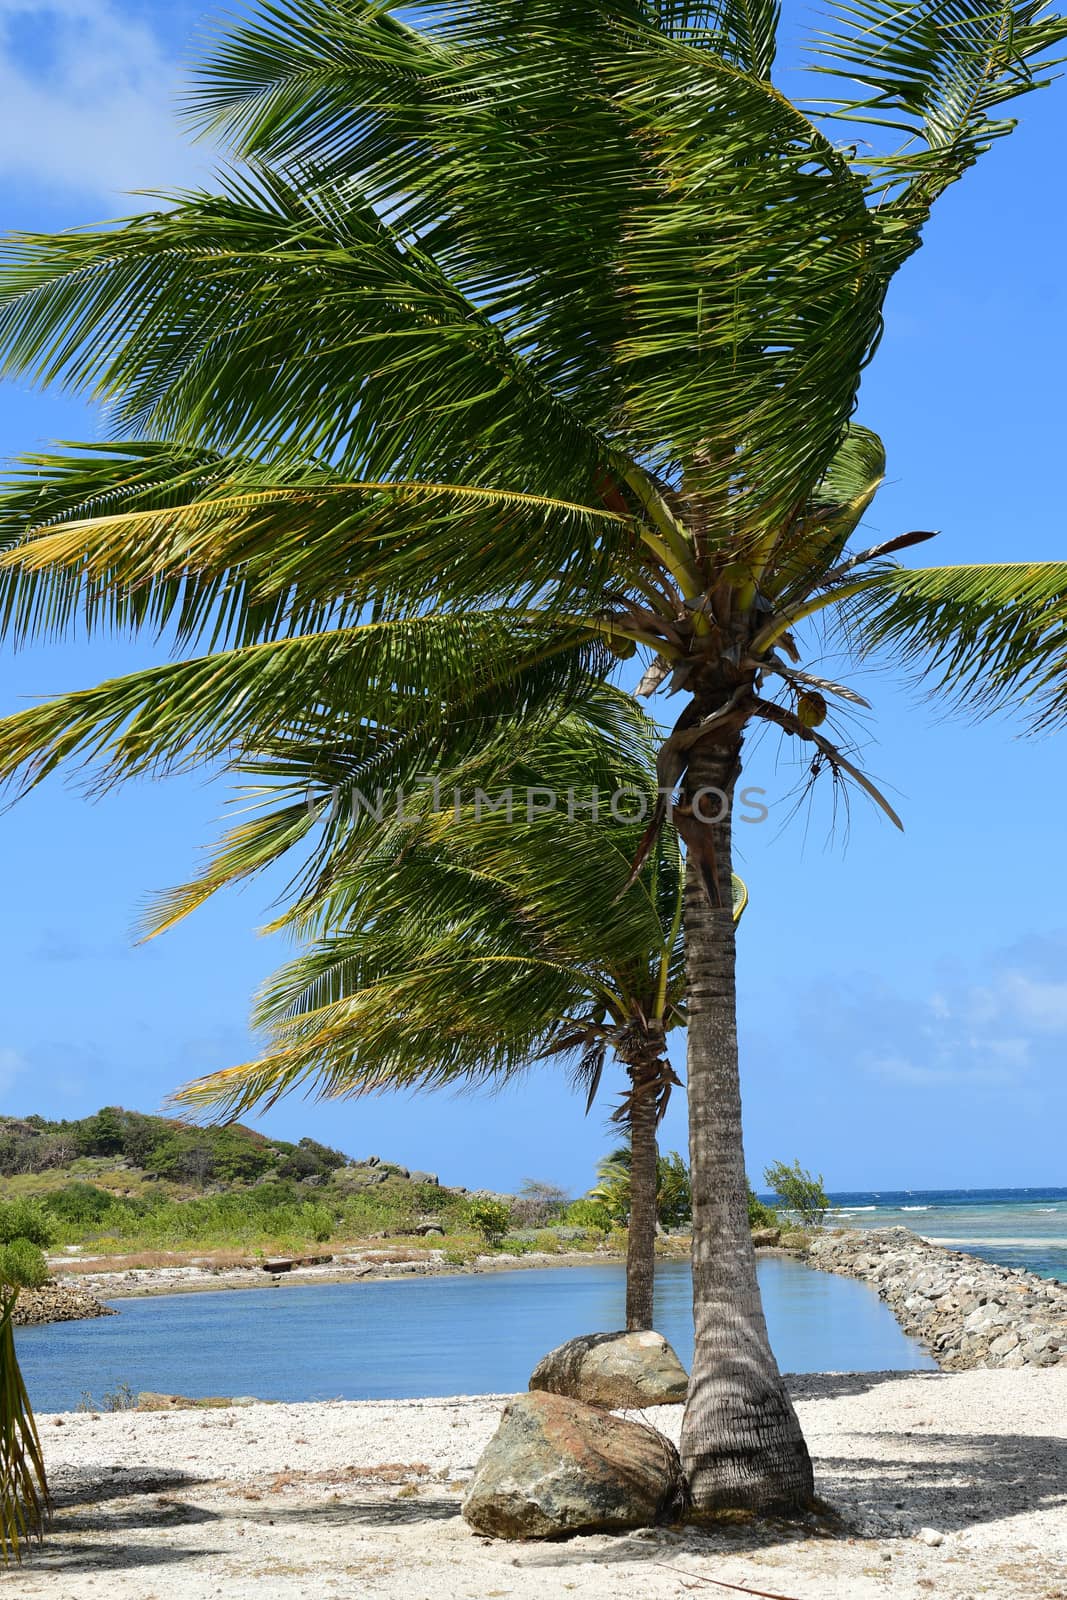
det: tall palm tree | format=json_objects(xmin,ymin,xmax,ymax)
[
  {"xmin": 1, "ymin": 0, "xmax": 1067, "ymax": 1512},
  {"xmin": 167, "ymin": 682, "xmax": 698, "ymax": 1332}
]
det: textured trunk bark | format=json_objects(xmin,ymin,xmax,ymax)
[
  {"xmin": 680, "ymin": 732, "xmax": 815, "ymax": 1514},
  {"xmin": 624, "ymin": 1063, "xmax": 660, "ymax": 1331}
]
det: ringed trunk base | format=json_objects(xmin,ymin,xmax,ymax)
[{"xmin": 682, "ymin": 1379, "xmax": 815, "ymax": 1515}]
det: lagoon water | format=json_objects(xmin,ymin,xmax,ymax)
[{"xmin": 18, "ymin": 1255, "xmax": 933, "ymax": 1413}]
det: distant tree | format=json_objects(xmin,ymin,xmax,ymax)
[
  {"xmin": 591, "ymin": 1146, "xmax": 692, "ymax": 1230},
  {"xmin": 178, "ymin": 1141, "xmax": 216, "ymax": 1188},
  {"xmin": 763, "ymin": 1161, "xmax": 830, "ymax": 1231},
  {"xmin": 511, "ymin": 1180, "xmax": 570, "ymax": 1229},
  {"xmin": 76, "ymin": 1107, "xmax": 125, "ymax": 1158},
  {"xmin": 120, "ymin": 1115, "xmax": 163, "ymax": 1170},
  {"xmin": 747, "ymin": 1186, "xmax": 780, "ymax": 1231}
]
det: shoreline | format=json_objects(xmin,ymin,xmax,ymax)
[{"xmin": 50, "ymin": 1245, "xmax": 634, "ymax": 1302}]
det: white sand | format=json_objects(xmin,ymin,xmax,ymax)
[{"xmin": 7, "ymin": 1370, "xmax": 1067, "ymax": 1599}]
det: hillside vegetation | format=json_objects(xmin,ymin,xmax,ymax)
[{"xmin": 0, "ymin": 1107, "xmax": 618, "ymax": 1261}]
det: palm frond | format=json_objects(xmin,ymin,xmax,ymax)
[
  {"xmin": 0, "ymin": 451, "xmax": 626, "ymax": 646},
  {"xmin": 808, "ymin": 0, "xmax": 1067, "ymax": 211},
  {"xmin": 0, "ymin": 1291, "xmax": 48, "ymax": 1561},
  {"xmin": 0, "ymin": 613, "xmax": 597, "ymax": 795},
  {"xmin": 843, "ymin": 560, "xmax": 1067, "ymax": 730}
]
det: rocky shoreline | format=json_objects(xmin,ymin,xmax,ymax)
[
  {"xmin": 809, "ymin": 1226, "xmax": 1067, "ymax": 1370},
  {"xmin": 12, "ymin": 1280, "xmax": 115, "ymax": 1327}
]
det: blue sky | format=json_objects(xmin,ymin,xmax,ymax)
[{"xmin": 1, "ymin": 0, "xmax": 1065, "ymax": 1194}]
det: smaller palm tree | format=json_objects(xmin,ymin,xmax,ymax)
[{"xmin": 167, "ymin": 683, "xmax": 688, "ymax": 1329}]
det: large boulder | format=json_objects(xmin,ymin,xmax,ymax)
[
  {"xmin": 529, "ymin": 1330, "xmax": 688, "ymax": 1409},
  {"xmin": 462, "ymin": 1391, "xmax": 685, "ymax": 1539}
]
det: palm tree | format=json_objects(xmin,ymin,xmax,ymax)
[
  {"xmin": 169, "ymin": 682, "xmax": 693, "ymax": 1331},
  {"xmin": 590, "ymin": 1145, "xmax": 692, "ymax": 1233},
  {"xmin": 159, "ymin": 683, "xmax": 742, "ymax": 1330},
  {"xmin": 1, "ymin": 0, "xmax": 1067, "ymax": 1512}
]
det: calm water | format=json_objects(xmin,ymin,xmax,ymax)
[
  {"xmin": 18, "ymin": 1256, "xmax": 933, "ymax": 1413},
  {"xmin": 820, "ymin": 1187, "xmax": 1067, "ymax": 1279}
]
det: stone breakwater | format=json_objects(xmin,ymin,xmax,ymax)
[
  {"xmin": 809, "ymin": 1226, "xmax": 1066, "ymax": 1370},
  {"xmin": 12, "ymin": 1279, "xmax": 115, "ymax": 1327}
]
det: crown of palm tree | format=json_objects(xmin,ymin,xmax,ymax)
[{"xmin": 0, "ymin": 3, "xmax": 1065, "ymax": 809}]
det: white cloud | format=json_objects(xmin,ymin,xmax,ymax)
[
  {"xmin": 0, "ymin": 0, "xmax": 213, "ymax": 202},
  {"xmin": 997, "ymin": 971, "xmax": 1067, "ymax": 1032}
]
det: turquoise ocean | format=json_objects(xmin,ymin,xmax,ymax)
[{"xmin": 816, "ymin": 1186, "xmax": 1067, "ymax": 1278}]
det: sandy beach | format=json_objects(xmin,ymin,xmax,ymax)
[{"xmin": 7, "ymin": 1368, "xmax": 1065, "ymax": 1599}]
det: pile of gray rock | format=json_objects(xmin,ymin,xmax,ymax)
[
  {"xmin": 12, "ymin": 1279, "xmax": 115, "ymax": 1326},
  {"xmin": 809, "ymin": 1227, "xmax": 1066, "ymax": 1369}
]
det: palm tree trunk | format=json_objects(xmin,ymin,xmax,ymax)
[
  {"xmin": 624, "ymin": 1062, "xmax": 659, "ymax": 1331},
  {"xmin": 679, "ymin": 731, "xmax": 815, "ymax": 1514}
]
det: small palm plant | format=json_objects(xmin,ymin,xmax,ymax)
[
  {"xmin": 590, "ymin": 1145, "xmax": 692, "ymax": 1231},
  {"xmin": 0, "ymin": 1263, "xmax": 49, "ymax": 1559}
]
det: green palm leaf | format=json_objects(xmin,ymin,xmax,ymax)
[
  {"xmin": 844, "ymin": 561, "xmax": 1067, "ymax": 730},
  {"xmin": 808, "ymin": 0, "xmax": 1067, "ymax": 211},
  {"xmin": 0, "ymin": 613, "xmax": 597, "ymax": 795}
]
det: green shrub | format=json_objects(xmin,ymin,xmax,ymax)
[
  {"xmin": 467, "ymin": 1198, "xmax": 511, "ymax": 1246},
  {"xmin": 565, "ymin": 1198, "xmax": 612, "ymax": 1233},
  {"xmin": 747, "ymin": 1186, "xmax": 780, "ymax": 1230},
  {"xmin": 0, "ymin": 1238, "xmax": 49, "ymax": 1288},
  {"xmin": 305, "ymin": 1205, "xmax": 333, "ymax": 1243},
  {"xmin": 0, "ymin": 1198, "xmax": 56, "ymax": 1248},
  {"xmin": 75, "ymin": 1106, "xmax": 125, "ymax": 1157},
  {"xmin": 762, "ymin": 1160, "xmax": 829, "ymax": 1230}
]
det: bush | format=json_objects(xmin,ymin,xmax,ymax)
[
  {"xmin": 0, "ymin": 1198, "xmax": 56, "ymax": 1248},
  {"xmin": 762, "ymin": 1160, "xmax": 829, "ymax": 1230},
  {"xmin": 467, "ymin": 1197, "xmax": 512, "ymax": 1246},
  {"xmin": 747, "ymin": 1186, "xmax": 780, "ymax": 1230},
  {"xmin": 75, "ymin": 1106, "xmax": 125, "ymax": 1157},
  {"xmin": 565, "ymin": 1198, "xmax": 613, "ymax": 1233},
  {"xmin": 305, "ymin": 1205, "xmax": 334, "ymax": 1244},
  {"xmin": 0, "ymin": 1238, "xmax": 49, "ymax": 1289}
]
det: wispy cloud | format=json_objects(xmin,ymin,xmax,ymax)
[
  {"xmin": 792, "ymin": 930, "xmax": 1067, "ymax": 1093},
  {"xmin": 0, "ymin": 0, "xmax": 212, "ymax": 202}
]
